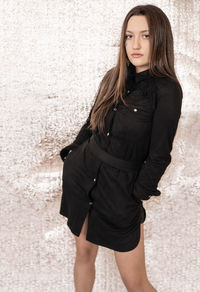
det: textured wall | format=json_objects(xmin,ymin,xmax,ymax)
[{"xmin": 0, "ymin": 0, "xmax": 200, "ymax": 291}]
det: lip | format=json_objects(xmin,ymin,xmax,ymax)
[{"xmin": 131, "ymin": 54, "xmax": 143, "ymax": 58}]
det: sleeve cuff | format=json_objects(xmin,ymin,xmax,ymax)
[
  {"xmin": 59, "ymin": 142, "xmax": 80, "ymax": 162},
  {"xmin": 133, "ymin": 182, "xmax": 161, "ymax": 201}
]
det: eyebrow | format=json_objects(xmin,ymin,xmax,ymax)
[{"xmin": 126, "ymin": 30, "xmax": 149, "ymax": 33}]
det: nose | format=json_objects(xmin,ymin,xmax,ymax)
[{"xmin": 132, "ymin": 35, "xmax": 141, "ymax": 49}]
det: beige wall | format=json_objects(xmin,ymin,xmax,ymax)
[{"xmin": 0, "ymin": 0, "xmax": 199, "ymax": 291}]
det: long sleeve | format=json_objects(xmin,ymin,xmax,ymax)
[
  {"xmin": 60, "ymin": 96, "xmax": 97, "ymax": 161},
  {"xmin": 133, "ymin": 77, "xmax": 183, "ymax": 200}
]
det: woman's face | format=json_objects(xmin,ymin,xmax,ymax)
[{"xmin": 125, "ymin": 15, "xmax": 150, "ymax": 73}]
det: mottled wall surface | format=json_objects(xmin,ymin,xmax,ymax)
[{"xmin": 0, "ymin": 0, "xmax": 199, "ymax": 291}]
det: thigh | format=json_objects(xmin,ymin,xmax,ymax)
[
  {"xmin": 114, "ymin": 223, "xmax": 148, "ymax": 281},
  {"xmin": 74, "ymin": 213, "xmax": 99, "ymax": 261}
]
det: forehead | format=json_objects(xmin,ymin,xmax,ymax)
[{"xmin": 126, "ymin": 15, "xmax": 149, "ymax": 31}]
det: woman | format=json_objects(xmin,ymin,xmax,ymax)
[{"xmin": 60, "ymin": 4, "xmax": 183, "ymax": 292}]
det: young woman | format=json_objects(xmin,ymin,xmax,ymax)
[{"xmin": 59, "ymin": 4, "xmax": 183, "ymax": 292}]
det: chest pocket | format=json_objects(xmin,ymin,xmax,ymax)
[{"xmin": 118, "ymin": 92, "xmax": 154, "ymax": 123}]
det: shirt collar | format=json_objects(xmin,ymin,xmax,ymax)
[
  {"xmin": 126, "ymin": 63, "xmax": 150, "ymax": 92},
  {"xmin": 127, "ymin": 63, "xmax": 150, "ymax": 81}
]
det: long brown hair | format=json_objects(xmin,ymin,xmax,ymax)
[{"xmin": 88, "ymin": 4, "xmax": 183, "ymax": 134}]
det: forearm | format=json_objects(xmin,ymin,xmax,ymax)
[{"xmin": 133, "ymin": 78, "xmax": 183, "ymax": 200}]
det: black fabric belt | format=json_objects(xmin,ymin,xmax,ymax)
[{"xmin": 88, "ymin": 135, "xmax": 140, "ymax": 172}]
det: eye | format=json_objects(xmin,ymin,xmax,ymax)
[{"xmin": 125, "ymin": 34, "xmax": 150, "ymax": 39}]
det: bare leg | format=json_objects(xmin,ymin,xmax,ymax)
[
  {"xmin": 114, "ymin": 223, "xmax": 158, "ymax": 292},
  {"xmin": 73, "ymin": 213, "xmax": 99, "ymax": 292}
]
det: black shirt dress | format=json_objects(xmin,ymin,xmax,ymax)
[{"xmin": 59, "ymin": 64, "xmax": 182, "ymax": 252}]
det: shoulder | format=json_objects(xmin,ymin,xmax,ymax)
[
  {"xmin": 152, "ymin": 76, "xmax": 183, "ymax": 119},
  {"xmin": 153, "ymin": 76, "xmax": 182, "ymax": 101}
]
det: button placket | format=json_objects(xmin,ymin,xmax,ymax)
[
  {"xmin": 106, "ymin": 104, "xmax": 118, "ymax": 137},
  {"xmin": 89, "ymin": 178, "xmax": 96, "ymax": 205}
]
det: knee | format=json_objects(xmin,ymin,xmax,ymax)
[
  {"xmin": 75, "ymin": 247, "xmax": 97, "ymax": 264},
  {"xmin": 123, "ymin": 276, "xmax": 148, "ymax": 292}
]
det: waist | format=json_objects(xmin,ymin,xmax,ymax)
[{"xmin": 88, "ymin": 135, "xmax": 140, "ymax": 172}]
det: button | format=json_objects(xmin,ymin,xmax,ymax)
[
  {"xmin": 64, "ymin": 156, "xmax": 67, "ymax": 160},
  {"xmin": 133, "ymin": 108, "xmax": 138, "ymax": 112},
  {"xmin": 93, "ymin": 178, "xmax": 96, "ymax": 182},
  {"xmin": 69, "ymin": 149, "xmax": 72, "ymax": 153},
  {"xmin": 106, "ymin": 132, "xmax": 110, "ymax": 136},
  {"xmin": 113, "ymin": 107, "xmax": 117, "ymax": 111},
  {"xmin": 89, "ymin": 201, "xmax": 93, "ymax": 205},
  {"xmin": 127, "ymin": 90, "xmax": 130, "ymax": 94}
]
